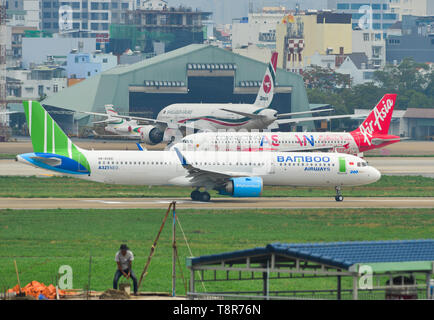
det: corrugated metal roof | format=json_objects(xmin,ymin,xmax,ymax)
[
  {"xmin": 190, "ymin": 240, "xmax": 434, "ymax": 271},
  {"xmin": 404, "ymin": 108, "xmax": 434, "ymax": 119},
  {"xmin": 42, "ymin": 44, "xmax": 310, "ymax": 117}
]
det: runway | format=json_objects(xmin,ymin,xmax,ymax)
[{"xmin": 1, "ymin": 197, "xmax": 434, "ymax": 210}]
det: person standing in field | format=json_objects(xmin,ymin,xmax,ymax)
[{"xmin": 113, "ymin": 244, "xmax": 138, "ymax": 295}]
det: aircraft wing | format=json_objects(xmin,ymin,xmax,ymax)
[
  {"xmin": 173, "ymin": 147, "xmax": 252, "ymax": 188},
  {"xmin": 277, "ymin": 108, "xmax": 334, "ymax": 118},
  {"xmin": 0, "ymin": 111, "xmax": 20, "ymax": 115},
  {"xmin": 276, "ymin": 114, "xmax": 355, "ymax": 125},
  {"xmin": 78, "ymin": 111, "xmax": 169, "ymax": 126},
  {"xmin": 92, "ymin": 119, "xmax": 117, "ymax": 124},
  {"xmin": 91, "ymin": 131, "xmax": 140, "ymax": 139},
  {"xmin": 220, "ymin": 108, "xmax": 265, "ymax": 120}
]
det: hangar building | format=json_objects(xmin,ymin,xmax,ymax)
[{"xmin": 42, "ymin": 44, "xmax": 312, "ymax": 134}]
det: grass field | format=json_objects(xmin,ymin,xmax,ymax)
[
  {"xmin": 0, "ymin": 208, "xmax": 433, "ymax": 296},
  {"xmin": 0, "ymin": 154, "xmax": 16, "ymax": 160},
  {"xmin": 0, "ymin": 175, "xmax": 433, "ymax": 198}
]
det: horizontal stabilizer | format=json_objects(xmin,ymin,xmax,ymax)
[{"xmin": 30, "ymin": 156, "xmax": 62, "ymax": 167}]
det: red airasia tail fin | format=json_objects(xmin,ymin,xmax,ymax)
[{"xmin": 352, "ymin": 94, "xmax": 397, "ymax": 137}]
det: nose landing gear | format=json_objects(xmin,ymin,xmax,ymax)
[
  {"xmin": 191, "ymin": 189, "xmax": 211, "ymax": 202},
  {"xmin": 335, "ymin": 186, "xmax": 344, "ymax": 202}
]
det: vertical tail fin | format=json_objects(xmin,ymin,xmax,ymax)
[
  {"xmin": 22, "ymin": 100, "xmax": 90, "ymax": 172},
  {"xmin": 104, "ymin": 104, "xmax": 119, "ymax": 119},
  {"xmin": 254, "ymin": 52, "xmax": 278, "ymax": 108},
  {"xmin": 353, "ymin": 94, "xmax": 397, "ymax": 136}
]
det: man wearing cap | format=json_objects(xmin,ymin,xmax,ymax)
[{"xmin": 113, "ymin": 244, "xmax": 138, "ymax": 295}]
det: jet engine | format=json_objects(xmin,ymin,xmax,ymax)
[
  {"xmin": 220, "ymin": 177, "xmax": 263, "ymax": 197},
  {"xmin": 139, "ymin": 126, "xmax": 164, "ymax": 145}
]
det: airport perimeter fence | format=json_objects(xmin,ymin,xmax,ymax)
[{"xmin": 189, "ymin": 288, "xmax": 431, "ymax": 300}]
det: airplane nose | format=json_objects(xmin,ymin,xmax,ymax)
[{"xmin": 369, "ymin": 167, "xmax": 381, "ymax": 183}]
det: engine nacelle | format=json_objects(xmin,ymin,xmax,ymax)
[
  {"xmin": 140, "ymin": 125, "xmax": 164, "ymax": 145},
  {"xmin": 220, "ymin": 177, "xmax": 263, "ymax": 197}
]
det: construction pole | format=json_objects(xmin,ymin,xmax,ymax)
[
  {"xmin": 172, "ymin": 201, "xmax": 176, "ymax": 297},
  {"xmin": 13, "ymin": 260, "xmax": 21, "ymax": 294},
  {"xmin": 138, "ymin": 201, "xmax": 173, "ymax": 290}
]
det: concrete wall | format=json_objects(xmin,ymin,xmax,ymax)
[{"xmin": 303, "ymin": 15, "xmax": 353, "ymax": 65}]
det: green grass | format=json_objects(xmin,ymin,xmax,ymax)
[
  {"xmin": 0, "ymin": 208, "xmax": 433, "ymax": 296},
  {"xmin": 0, "ymin": 154, "xmax": 16, "ymax": 160},
  {"xmin": 0, "ymin": 175, "xmax": 433, "ymax": 198}
]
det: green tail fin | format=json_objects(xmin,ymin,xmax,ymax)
[{"xmin": 23, "ymin": 101, "xmax": 90, "ymax": 172}]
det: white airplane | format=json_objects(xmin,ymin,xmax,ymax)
[
  {"xmin": 17, "ymin": 101, "xmax": 381, "ymax": 202},
  {"xmin": 89, "ymin": 105, "xmax": 166, "ymax": 143},
  {"xmin": 83, "ymin": 52, "xmax": 353, "ymax": 144},
  {"xmin": 173, "ymin": 94, "xmax": 402, "ymax": 156}
]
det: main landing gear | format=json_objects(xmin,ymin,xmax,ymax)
[
  {"xmin": 191, "ymin": 189, "xmax": 211, "ymax": 202},
  {"xmin": 335, "ymin": 186, "xmax": 344, "ymax": 202}
]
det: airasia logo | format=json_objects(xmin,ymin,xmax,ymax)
[
  {"xmin": 359, "ymin": 98, "xmax": 394, "ymax": 146},
  {"xmin": 263, "ymin": 75, "xmax": 272, "ymax": 94}
]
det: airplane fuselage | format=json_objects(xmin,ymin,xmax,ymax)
[
  {"xmin": 18, "ymin": 150, "xmax": 381, "ymax": 188},
  {"xmin": 157, "ymin": 104, "xmax": 277, "ymax": 131},
  {"xmin": 174, "ymin": 131, "xmax": 400, "ymax": 156}
]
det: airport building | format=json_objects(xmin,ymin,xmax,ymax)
[{"xmin": 42, "ymin": 44, "xmax": 312, "ymax": 134}]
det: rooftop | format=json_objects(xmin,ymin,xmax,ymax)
[
  {"xmin": 404, "ymin": 108, "xmax": 434, "ymax": 119},
  {"xmin": 189, "ymin": 240, "xmax": 434, "ymax": 272}
]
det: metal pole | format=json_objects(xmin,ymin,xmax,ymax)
[
  {"xmin": 337, "ymin": 275, "xmax": 342, "ymax": 300},
  {"xmin": 189, "ymin": 268, "xmax": 195, "ymax": 299},
  {"xmin": 172, "ymin": 201, "xmax": 176, "ymax": 297},
  {"xmin": 352, "ymin": 275, "xmax": 358, "ymax": 300}
]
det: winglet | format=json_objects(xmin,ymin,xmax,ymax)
[{"xmin": 173, "ymin": 147, "xmax": 188, "ymax": 167}]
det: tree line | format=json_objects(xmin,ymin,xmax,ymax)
[{"xmin": 303, "ymin": 58, "xmax": 434, "ymax": 116}]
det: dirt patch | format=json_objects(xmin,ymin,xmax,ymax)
[{"xmin": 99, "ymin": 289, "xmax": 130, "ymax": 300}]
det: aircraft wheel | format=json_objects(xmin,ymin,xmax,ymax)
[
  {"xmin": 335, "ymin": 195, "xmax": 344, "ymax": 202},
  {"xmin": 191, "ymin": 190, "xmax": 201, "ymax": 201},
  {"xmin": 199, "ymin": 192, "xmax": 211, "ymax": 202}
]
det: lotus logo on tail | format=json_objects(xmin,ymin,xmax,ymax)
[{"xmin": 263, "ymin": 75, "xmax": 272, "ymax": 94}]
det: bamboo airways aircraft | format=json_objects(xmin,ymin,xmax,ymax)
[
  {"xmin": 84, "ymin": 52, "xmax": 353, "ymax": 144},
  {"xmin": 173, "ymin": 94, "xmax": 401, "ymax": 156},
  {"xmin": 17, "ymin": 101, "xmax": 381, "ymax": 202}
]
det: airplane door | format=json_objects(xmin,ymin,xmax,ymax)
[{"xmin": 338, "ymin": 156, "xmax": 347, "ymax": 174}]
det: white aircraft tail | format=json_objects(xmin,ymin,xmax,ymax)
[
  {"xmin": 105, "ymin": 104, "xmax": 119, "ymax": 118},
  {"xmin": 254, "ymin": 52, "xmax": 278, "ymax": 108}
]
